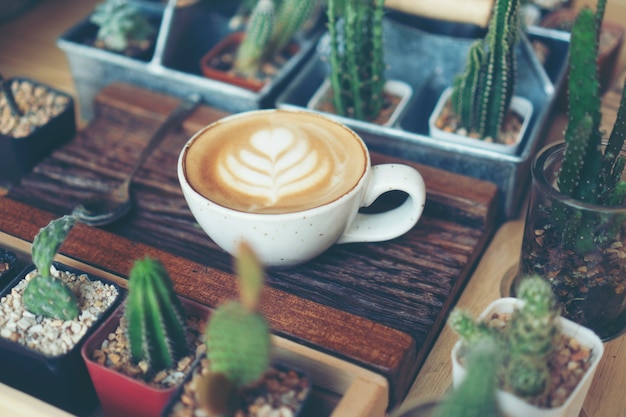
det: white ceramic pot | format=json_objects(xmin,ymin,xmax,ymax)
[
  {"xmin": 428, "ymin": 87, "xmax": 533, "ymax": 155},
  {"xmin": 307, "ymin": 78, "xmax": 413, "ymax": 127},
  {"xmin": 451, "ymin": 298, "xmax": 604, "ymax": 417}
]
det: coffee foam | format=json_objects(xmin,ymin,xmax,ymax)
[{"xmin": 184, "ymin": 111, "xmax": 367, "ymax": 214}]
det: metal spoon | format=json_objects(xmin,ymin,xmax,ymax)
[{"xmin": 73, "ymin": 94, "xmax": 201, "ymax": 226}]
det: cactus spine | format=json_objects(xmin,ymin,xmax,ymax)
[
  {"xmin": 327, "ymin": 0, "xmax": 386, "ymax": 121},
  {"xmin": 197, "ymin": 243, "xmax": 271, "ymax": 415},
  {"xmin": 554, "ymin": 0, "xmax": 626, "ymax": 252},
  {"xmin": 449, "ymin": 276, "xmax": 560, "ymax": 402},
  {"xmin": 450, "ymin": 0, "xmax": 520, "ymax": 141},
  {"xmin": 22, "ymin": 215, "xmax": 79, "ymax": 321},
  {"xmin": 125, "ymin": 257, "xmax": 188, "ymax": 374}
]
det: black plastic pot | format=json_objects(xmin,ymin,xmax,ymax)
[
  {"xmin": 0, "ymin": 248, "xmax": 18, "ymax": 287},
  {"xmin": 0, "ymin": 77, "xmax": 76, "ymax": 184},
  {"xmin": 0, "ymin": 262, "xmax": 124, "ymax": 415}
]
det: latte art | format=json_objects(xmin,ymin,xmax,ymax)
[{"xmin": 183, "ymin": 111, "xmax": 367, "ymax": 214}]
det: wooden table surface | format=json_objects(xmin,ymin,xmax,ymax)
[{"xmin": 1, "ymin": 1, "xmax": 625, "ymax": 417}]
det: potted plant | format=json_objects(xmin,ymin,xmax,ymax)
[
  {"xmin": 428, "ymin": 0, "xmax": 533, "ymax": 155},
  {"xmin": 199, "ymin": 0, "xmax": 321, "ymax": 92},
  {"xmin": 449, "ymin": 276, "xmax": 604, "ymax": 417},
  {"xmin": 0, "ymin": 73, "xmax": 76, "ymax": 185},
  {"xmin": 0, "ymin": 215, "xmax": 123, "ymax": 415},
  {"xmin": 89, "ymin": 0, "xmax": 158, "ymax": 59},
  {"xmin": 307, "ymin": 0, "xmax": 412, "ymax": 126},
  {"xmin": 163, "ymin": 243, "xmax": 311, "ymax": 417},
  {"xmin": 512, "ymin": 0, "xmax": 626, "ymax": 341},
  {"xmin": 81, "ymin": 256, "xmax": 210, "ymax": 417}
]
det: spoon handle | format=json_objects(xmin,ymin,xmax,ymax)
[{"xmin": 125, "ymin": 94, "xmax": 202, "ymax": 183}]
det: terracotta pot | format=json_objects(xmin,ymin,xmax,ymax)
[
  {"xmin": 82, "ymin": 296, "xmax": 211, "ymax": 417},
  {"xmin": 0, "ymin": 263, "xmax": 124, "ymax": 415},
  {"xmin": 199, "ymin": 32, "xmax": 300, "ymax": 93},
  {"xmin": 0, "ymin": 77, "xmax": 76, "ymax": 184}
]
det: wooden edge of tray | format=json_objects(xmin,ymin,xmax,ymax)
[{"xmin": 0, "ymin": 232, "xmax": 389, "ymax": 417}]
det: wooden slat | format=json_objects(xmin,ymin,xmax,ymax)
[{"xmin": 3, "ymin": 83, "xmax": 499, "ymax": 405}]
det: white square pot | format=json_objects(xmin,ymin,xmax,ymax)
[
  {"xmin": 429, "ymin": 88, "xmax": 533, "ymax": 155},
  {"xmin": 451, "ymin": 298, "xmax": 604, "ymax": 417}
]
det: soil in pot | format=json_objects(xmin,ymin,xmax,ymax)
[
  {"xmin": 0, "ymin": 78, "xmax": 72, "ymax": 139},
  {"xmin": 519, "ymin": 221, "xmax": 626, "ymax": 340},
  {"xmin": 432, "ymin": 99, "xmax": 525, "ymax": 145},
  {"xmin": 164, "ymin": 356, "xmax": 311, "ymax": 417}
]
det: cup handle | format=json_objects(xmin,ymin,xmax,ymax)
[{"xmin": 337, "ymin": 164, "xmax": 426, "ymax": 244}]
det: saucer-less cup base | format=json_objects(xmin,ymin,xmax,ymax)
[{"xmin": 178, "ymin": 109, "xmax": 426, "ymax": 267}]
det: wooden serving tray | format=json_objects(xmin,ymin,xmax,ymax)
[
  {"xmin": 2, "ymin": 83, "xmax": 499, "ymax": 406},
  {"xmin": 0, "ymin": 234, "xmax": 388, "ymax": 417}
]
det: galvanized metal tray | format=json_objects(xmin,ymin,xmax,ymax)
[{"xmin": 276, "ymin": 17, "xmax": 570, "ymax": 220}]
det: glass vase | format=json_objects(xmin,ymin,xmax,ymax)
[{"xmin": 511, "ymin": 141, "xmax": 626, "ymax": 341}]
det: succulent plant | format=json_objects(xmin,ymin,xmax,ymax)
[
  {"xmin": 22, "ymin": 215, "xmax": 80, "ymax": 321},
  {"xmin": 449, "ymin": 0, "xmax": 521, "ymax": 141},
  {"xmin": 90, "ymin": 0, "xmax": 156, "ymax": 53},
  {"xmin": 233, "ymin": 0, "xmax": 319, "ymax": 78},
  {"xmin": 449, "ymin": 276, "xmax": 561, "ymax": 402},
  {"xmin": 434, "ymin": 339, "xmax": 502, "ymax": 417},
  {"xmin": 553, "ymin": 0, "xmax": 626, "ymax": 253},
  {"xmin": 125, "ymin": 257, "xmax": 189, "ymax": 374},
  {"xmin": 326, "ymin": 0, "xmax": 386, "ymax": 122},
  {"xmin": 197, "ymin": 243, "xmax": 271, "ymax": 415}
]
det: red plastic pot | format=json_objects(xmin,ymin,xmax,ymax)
[{"xmin": 81, "ymin": 296, "xmax": 211, "ymax": 417}]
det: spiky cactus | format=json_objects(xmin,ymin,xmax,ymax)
[
  {"xmin": 434, "ymin": 339, "xmax": 502, "ymax": 417},
  {"xmin": 22, "ymin": 215, "xmax": 79, "ymax": 321},
  {"xmin": 552, "ymin": 0, "xmax": 626, "ymax": 253},
  {"xmin": 233, "ymin": 0, "xmax": 319, "ymax": 78},
  {"xmin": 197, "ymin": 243, "xmax": 271, "ymax": 415},
  {"xmin": 326, "ymin": 0, "xmax": 386, "ymax": 122},
  {"xmin": 450, "ymin": 0, "xmax": 521, "ymax": 141},
  {"xmin": 124, "ymin": 257, "xmax": 188, "ymax": 374},
  {"xmin": 504, "ymin": 276, "xmax": 560, "ymax": 399},
  {"xmin": 449, "ymin": 276, "xmax": 561, "ymax": 402}
]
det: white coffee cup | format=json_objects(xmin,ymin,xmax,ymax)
[{"xmin": 178, "ymin": 109, "xmax": 426, "ymax": 267}]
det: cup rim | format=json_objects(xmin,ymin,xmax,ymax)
[
  {"xmin": 178, "ymin": 109, "xmax": 371, "ymax": 217},
  {"xmin": 532, "ymin": 140, "xmax": 626, "ymax": 212}
]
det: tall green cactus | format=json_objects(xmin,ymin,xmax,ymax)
[
  {"xmin": 197, "ymin": 243, "xmax": 271, "ymax": 415},
  {"xmin": 125, "ymin": 257, "xmax": 188, "ymax": 374},
  {"xmin": 22, "ymin": 215, "xmax": 79, "ymax": 321},
  {"xmin": 327, "ymin": 0, "xmax": 386, "ymax": 122},
  {"xmin": 449, "ymin": 276, "xmax": 561, "ymax": 402},
  {"xmin": 554, "ymin": 0, "xmax": 626, "ymax": 252},
  {"xmin": 450, "ymin": 0, "xmax": 520, "ymax": 141},
  {"xmin": 233, "ymin": 0, "xmax": 319, "ymax": 78}
]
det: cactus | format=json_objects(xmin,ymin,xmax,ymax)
[
  {"xmin": 124, "ymin": 257, "xmax": 189, "ymax": 374},
  {"xmin": 233, "ymin": 0, "xmax": 319, "ymax": 78},
  {"xmin": 448, "ymin": 276, "xmax": 561, "ymax": 402},
  {"xmin": 197, "ymin": 243, "xmax": 271, "ymax": 414},
  {"xmin": 434, "ymin": 339, "xmax": 502, "ymax": 417},
  {"xmin": 504, "ymin": 276, "xmax": 560, "ymax": 398},
  {"xmin": 450, "ymin": 0, "xmax": 521, "ymax": 141},
  {"xmin": 552, "ymin": 0, "xmax": 626, "ymax": 253},
  {"xmin": 90, "ymin": 0, "xmax": 156, "ymax": 53},
  {"xmin": 326, "ymin": 0, "xmax": 386, "ymax": 122},
  {"xmin": 22, "ymin": 215, "xmax": 79, "ymax": 321}
]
